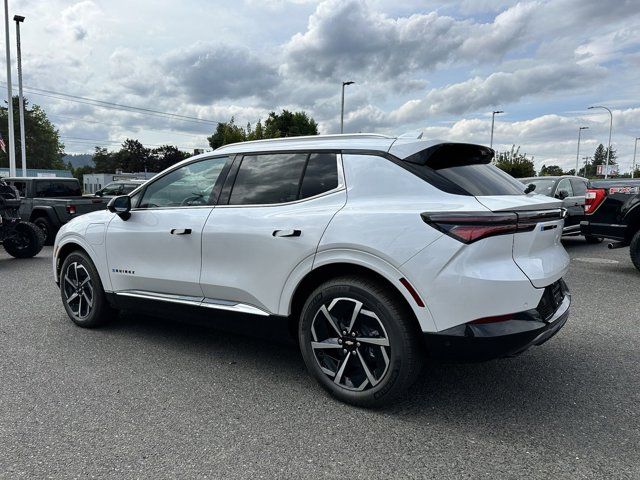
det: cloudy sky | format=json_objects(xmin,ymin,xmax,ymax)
[{"xmin": 2, "ymin": 0, "xmax": 640, "ymax": 172}]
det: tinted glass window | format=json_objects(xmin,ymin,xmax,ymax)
[
  {"xmin": 299, "ymin": 153, "xmax": 339, "ymax": 199},
  {"xmin": 570, "ymin": 179, "xmax": 587, "ymax": 196},
  {"xmin": 229, "ymin": 153, "xmax": 307, "ymax": 205},
  {"xmin": 139, "ymin": 157, "xmax": 227, "ymax": 208},
  {"xmin": 35, "ymin": 180, "xmax": 81, "ymax": 197},
  {"xmin": 100, "ymin": 183, "xmax": 123, "ymax": 196},
  {"xmin": 10, "ymin": 181, "xmax": 26, "ymax": 197},
  {"xmin": 430, "ymin": 163, "xmax": 525, "ymax": 196},
  {"xmin": 556, "ymin": 178, "xmax": 573, "ymax": 197},
  {"xmin": 521, "ymin": 178, "xmax": 555, "ymax": 196}
]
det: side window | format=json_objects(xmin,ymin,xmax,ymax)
[
  {"xmin": 138, "ymin": 157, "xmax": 228, "ymax": 208},
  {"xmin": 556, "ymin": 179, "xmax": 573, "ymax": 197},
  {"xmin": 570, "ymin": 179, "xmax": 586, "ymax": 196},
  {"xmin": 35, "ymin": 181, "xmax": 81, "ymax": 197},
  {"xmin": 11, "ymin": 181, "xmax": 26, "ymax": 197},
  {"xmin": 229, "ymin": 153, "xmax": 308, "ymax": 205},
  {"xmin": 299, "ymin": 153, "xmax": 339, "ymax": 199}
]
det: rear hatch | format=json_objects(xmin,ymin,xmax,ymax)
[
  {"xmin": 475, "ymin": 194, "xmax": 567, "ymax": 287},
  {"xmin": 397, "ymin": 142, "xmax": 569, "ymax": 288}
]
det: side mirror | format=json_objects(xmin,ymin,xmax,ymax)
[
  {"xmin": 95, "ymin": 190, "xmax": 103, "ymax": 197},
  {"xmin": 556, "ymin": 189, "xmax": 569, "ymax": 200},
  {"xmin": 107, "ymin": 195, "xmax": 131, "ymax": 220},
  {"xmin": 524, "ymin": 183, "xmax": 536, "ymax": 194}
]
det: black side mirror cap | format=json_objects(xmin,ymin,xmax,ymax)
[
  {"xmin": 556, "ymin": 190, "xmax": 569, "ymax": 200},
  {"xmin": 107, "ymin": 195, "xmax": 131, "ymax": 220}
]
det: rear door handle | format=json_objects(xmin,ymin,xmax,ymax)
[
  {"xmin": 170, "ymin": 228, "xmax": 192, "ymax": 235},
  {"xmin": 273, "ymin": 229, "xmax": 301, "ymax": 237}
]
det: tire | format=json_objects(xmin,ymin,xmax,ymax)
[
  {"xmin": 630, "ymin": 230, "xmax": 640, "ymax": 272},
  {"xmin": 585, "ymin": 235, "xmax": 603, "ymax": 244},
  {"xmin": 60, "ymin": 251, "xmax": 116, "ymax": 328},
  {"xmin": 3, "ymin": 221, "xmax": 44, "ymax": 258},
  {"xmin": 298, "ymin": 276, "xmax": 424, "ymax": 407},
  {"xmin": 33, "ymin": 216, "xmax": 56, "ymax": 246}
]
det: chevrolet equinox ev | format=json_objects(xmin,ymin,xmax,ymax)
[{"xmin": 53, "ymin": 134, "xmax": 571, "ymax": 407}]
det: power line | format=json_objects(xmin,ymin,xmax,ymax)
[
  {"xmin": 60, "ymin": 135, "xmax": 205, "ymax": 151},
  {"xmin": 0, "ymin": 81, "xmax": 222, "ymax": 126},
  {"xmin": 49, "ymin": 113, "xmax": 209, "ymax": 138}
]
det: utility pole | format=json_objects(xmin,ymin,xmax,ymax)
[
  {"xmin": 3, "ymin": 0, "xmax": 16, "ymax": 176},
  {"xmin": 490, "ymin": 110, "xmax": 503, "ymax": 149},
  {"xmin": 633, "ymin": 137, "xmax": 639, "ymax": 179},
  {"xmin": 576, "ymin": 126, "xmax": 588, "ymax": 174},
  {"xmin": 14, "ymin": 14, "xmax": 25, "ymax": 177},
  {"xmin": 340, "ymin": 81, "xmax": 354, "ymax": 134},
  {"xmin": 588, "ymin": 105, "xmax": 613, "ymax": 179}
]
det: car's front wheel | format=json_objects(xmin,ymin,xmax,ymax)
[
  {"xmin": 60, "ymin": 251, "xmax": 116, "ymax": 328},
  {"xmin": 299, "ymin": 276, "xmax": 423, "ymax": 407}
]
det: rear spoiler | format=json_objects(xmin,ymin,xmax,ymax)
[{"xmin": 403, "ymin": 143, "xmax": 494, "ymax": 169}]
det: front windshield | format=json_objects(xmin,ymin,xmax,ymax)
[{"xmin": 521, "ymin": 179, "xmax": 555, "ymax": 196}]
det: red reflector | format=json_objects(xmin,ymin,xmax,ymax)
[
  {"xmin": 399, "ymin": 277, "xmax": 425, "ymax": 308},
  {"xmin": 469, "ymin": 314, "xmax": 513, "ymax": 325},
  {"xmin": 584, "ymin": 188, "xmax": 605, "ymax": 214},
  {"xmin": 66, "ymin": 205, "xmax": 76, "ymax": 215}
]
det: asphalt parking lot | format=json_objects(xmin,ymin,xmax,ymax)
[{"xmin": 1, "ymin": 240, "xmax": 639, "ymax": 479}]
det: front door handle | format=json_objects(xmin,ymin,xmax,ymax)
[
  {"xmin": 170, "ymin": 228, "xmax": 192, "ymax": 235},
  {"xmin": 273, "ymin": 229, "xmax": 301, "ymax": 237}
]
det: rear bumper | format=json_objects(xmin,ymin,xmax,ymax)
[
  {"xmin": 580, "ymin": 220, "xmax": 627, "ymax": 241},
  {"xmin": 423, "ymin": 280, "xmax": 570, "ymax": 362}
]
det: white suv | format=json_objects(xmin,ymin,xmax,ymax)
[{"xmin": 53, "ymin": 134, "xmax": 571, "ymax": 406}]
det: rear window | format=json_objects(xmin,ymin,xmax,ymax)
[
  {"xmin": 402, "ymin": 143, "xmax": 525, "ymax": 196},
  {"xmin": 35, "ymin": 180, "xmax": 81, "ymax": 197}
]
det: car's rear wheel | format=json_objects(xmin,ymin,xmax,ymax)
[
  {"xmin": 630, "ymin": 230, "xmax": 640, "ymax": 272},
  {"xmin": 60, "ymin": 251, "xmax": 116, "ymax": 327},
  {"xmin": 298, "ymin": 276, "xmax": 423, "ymax": 407}
]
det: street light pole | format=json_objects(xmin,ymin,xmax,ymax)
[
  {"xmin": 588, "ymin": 105, "xmax": 613, "ymax": 179},
  {"xmin": 633, "ymin": 137, "xmax": 639, "ymax": 179},
  {"xmin": 14, "ymin": 14, "xmax": 25, "ymax": 177},
  {"xmin": 576, "ymin": 126, "xmax": 588, "ymax": 174},
  {"xmin": 490, "ymin": 110, "xmax": 503, "ymax": 149},
  {"xmin": 3, "ymin": 0, "xmax": 16, "ymax": 176},
  {"xmin": 340, "ymin": 81, "xmax": 354, "ymax": 134}
]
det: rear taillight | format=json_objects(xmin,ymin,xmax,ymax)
[
  {"xmin": 66, "ymin": 205, "xmax": 77, "ymax": 215},
  {"xmin": 584, "ymin": 188, "xmax": 605, "ymax": 214},
  {"xmin": 421, "ymin": 212, "xmax": 528, "ymax": 244},
  {"xmin": 421, "ymin": 209, "xmax": 563, "ymax": 244}
]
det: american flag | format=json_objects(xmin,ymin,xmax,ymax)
[{"xmin": 0, "ymin": 132, "xmax": 5, "ymax": 153}]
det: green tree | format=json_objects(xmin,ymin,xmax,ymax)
[
  {"xmin": 207, "ymin": 117, "xmax": 247, "ymax": 149},
  {"xmin": 264, "ymin": 110, "xmax": 318, "ymax": 138},
  {"xmin": 0, "ymin": 96, "xmax": 66, "ymax": 170},
  {"xmin": 112, "ymin": 139, "xmax": 151, "ymax": 172},
  {"xmin": 207, "ymin": 110, "xmax": 318, "ymax": 149},
  {"xmin": 150, "ymin": 145, "xmax": 191, "ymax": 171},
  {"xmin": 92, "ymin": 146, "xmax": 117, "ymax": 173},
  {"xmin": 495, "ymin": 145, "xmax": 536, "ymax": 178},
  {"xmin": 71, "ymin": 164, "xmax": 95, "ymax": 182},
  {"xmin": 539, "ymin": 164, "xmax": 565, "ymax": 176}
]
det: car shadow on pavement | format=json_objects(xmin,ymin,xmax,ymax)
[{"xmin": 98, "ymin": 308, "xmax": 623, "ymax": 433}]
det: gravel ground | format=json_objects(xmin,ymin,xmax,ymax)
[{"xmin": 0, "ymin": 240, "xmax": 638, "ymax": 479}]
